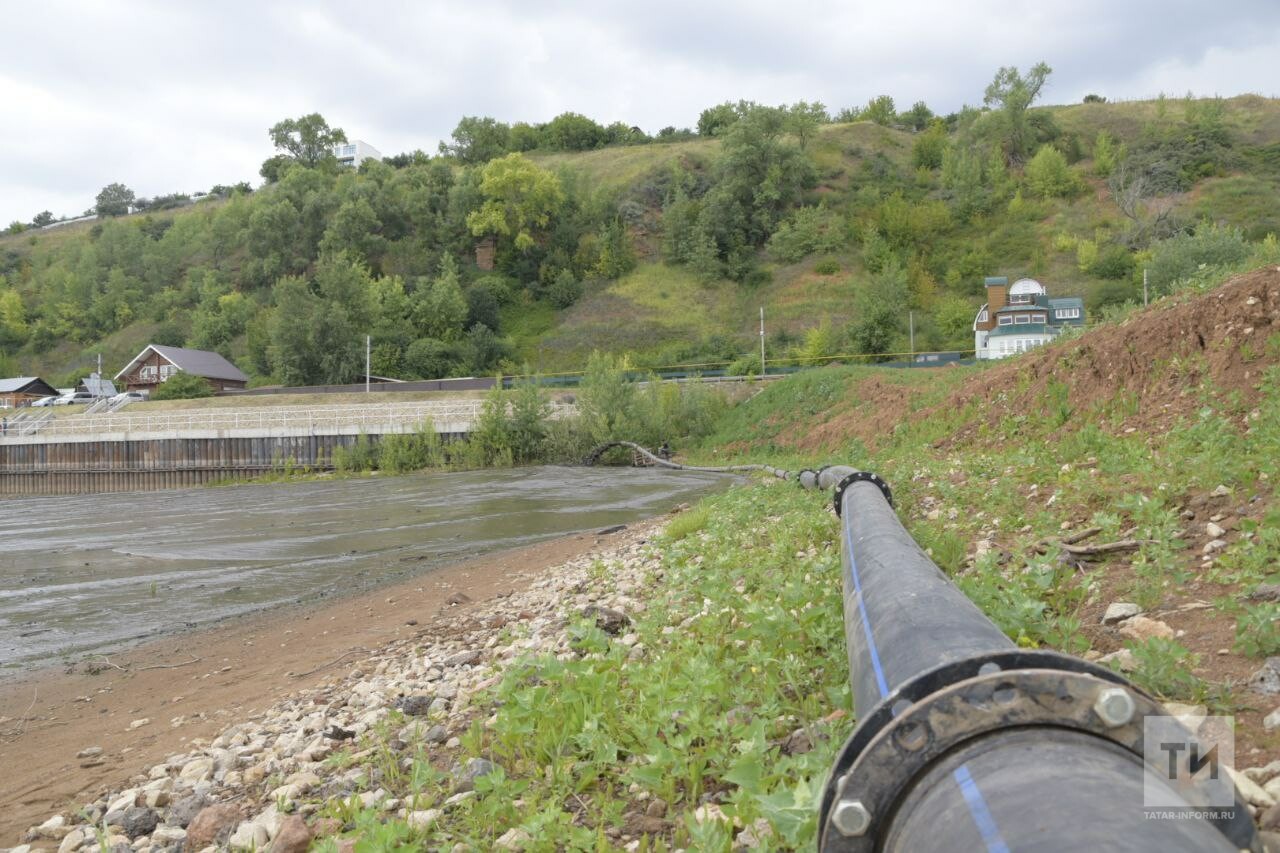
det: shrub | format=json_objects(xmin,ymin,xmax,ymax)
[
  {"xmin": 379, "ymin": 425, "xmax": 442, "ymax": 473},
  {"xmin": 813, "ymin": 258, "xmax": 841, "ymax": 275},
  {"xmin": 911, "ymin": 121, "xmax": 948, "ymax": 170},
  {"xmin": 1146, "ymin": 222, "xmax": 1252, "ymax": 295},
  {"xmin": 547, "ymin": 269, "xmax": 583, "ymax": 308},
  {"xmin": 1075, "ymin": 239, "xmax": 1098, "ymax": 273},
  {"xmin": 333, "ymin": 434, "xmax": 379, "ymax": 472},
  {"xmin": 727, "ymin": 354, "xmax": 761, "ymax": 377},
  {"xmin": 1052, "ymin": 232, "xmax": 1078, "ymax": 253},
  {"xmin": 1024, "ymin": 145, "xmax": 1079, "ymax": 199},
  {"xmin": 767, "ymin": 206, "xmax": 846, "ymax": 263},
  {"xmin": 1124, "ymin": 638, "xmax": 1207, "ymax": 701},
  {"xmin": 1234, "ymin": 603, "xmax": 1280, "ymax": 657},
  {"xmin": 404, "ymin": 338, "xmax": 455, "ymax": 380},
  {"xmin": 1092, "ymin": 131, "xmax": 1121, "ymax": 178},
  {"xmin": 150, "ymin": 372, "xmax": 214, "ymax": 400},
  {"xmin": 1089, "ymin": 244, "xmax": 1135, "ymax": 279}
]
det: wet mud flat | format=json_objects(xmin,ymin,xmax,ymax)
[{"xmin": 0, "ymin": 466, "xmax": 728, "ymax": 674}]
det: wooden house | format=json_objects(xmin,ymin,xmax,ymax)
[
  {"xmin": 114, "ymin": 345, "xmax": 249, "ymax": 394},
  {"xmin": 0, "ymin": 377, "xmax": 58, "ymax": 408}
]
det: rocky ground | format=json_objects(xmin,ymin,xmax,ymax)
[
  {"xmin": 3, "ymin": 517, "xmax": 668, "ymax": 853},
  {"xmin": 4, "ymin": 489, "xmax": 1279, "ymax": 852}
]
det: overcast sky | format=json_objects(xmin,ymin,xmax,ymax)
[{"xmin": 3, "ymin": 0, "xmax": 1279, "ymax": 225}]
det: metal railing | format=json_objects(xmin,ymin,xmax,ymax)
[
  {"xmin": 6, "ymin": 410, "xmax": 53, "ymax": 437},
  {"xmin": 0, "ymin": 400, "xmax": 576, "ymax": 441}
]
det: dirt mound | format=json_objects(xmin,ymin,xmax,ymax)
[
  {"xmin": 791, "ymin": 374, "xmax": 937, "ymax": 453},
  {"xmin": 936, "ymin": 265, "xmax": 1280, "ymax": 446}
]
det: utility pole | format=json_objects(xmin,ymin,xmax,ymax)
[
  {"xmin": 96, "ymin": 353, "xmax": 102, "ymax": 378},
  {"xmin": 1143, "ymin": 268, "xmax": 1149, "ymax": 307},
  {"xmin": 365, "ymin": 336, "xmax": 371, "ymax": 393},
  {"xmin": 759, "ymin": 307, "xmax": 766, "ymax": 377},
  {"xmin": 909, "ymin": 311, "xmax": 915, "ymax": 361}
]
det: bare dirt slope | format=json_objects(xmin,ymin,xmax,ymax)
[{"xmin": 940, "ymin": 265, "xmax": 1280, "ymax": 445}]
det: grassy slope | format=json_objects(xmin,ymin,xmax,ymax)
[
  {"xmin": 508, "ymin": 96, "xmax": 1280, "ymax": 371},
  {"xmin": 690, "ymin": 266, "xmax": 1280, "ymax": 758},
  {"xmin": 7, "ymin": 97, "xmax": 1280, "ymax": 381}
]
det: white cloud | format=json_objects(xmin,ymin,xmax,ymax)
[{"xmin": 2, "ymin": 0, "xmax": 1279, "ymax": 223}]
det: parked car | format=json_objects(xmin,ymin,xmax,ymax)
[
  {"xmin": 53, "ymin": 391, "xmax": 95, "ymax": 406},
  {"xmin": 30, "ymin": 395, "xmax": 59, "ymax": 407},
  {"xmin": 109, "ymin": 391, "xmax": 147, "ymax": 403}
]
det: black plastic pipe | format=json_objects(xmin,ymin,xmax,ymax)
[
  {"xmin": 829, "ymin": 475, "xmax": 1015, "ymax": 716},
  {"xmin": 585, "ymin": 447, "xmax": 1262, "ymax": 850},
  {"xmin": 804, "ymin": 468, "xmax": 1259, "ymax": 852}
]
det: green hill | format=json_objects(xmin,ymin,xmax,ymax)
[{"xmin": 3, "ymin": 92, "xmax": 1280, "ymax": 386}]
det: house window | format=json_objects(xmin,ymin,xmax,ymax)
[
  {"xmin": 159, "ymin": 364, "xmax": 179, "ymax": 380},
  {"xmin": 998, "ymin": 315, "xmax": 1013, "ymax": 326},
  {"xmin": 1055, "ymin": 307, "xmax": 1081, "ymax": 319},
  {"xmin": 1032, "ymin": 314, "xmax": 1046, "ymax": 323},
  {"xmin": 977, "ymin": 309, "xmax": 988, "ymax": 323},
  {"xmin": 1009, "ymin": 293, "xmax": 1033, "ymax": 304},
  {"xmin": 1014, "ymin": 314, "xmax": 1031, "ymax": 324},
  {"xmin": 140, "ymin": 365, "xmax": 157, "ymax": 379}
]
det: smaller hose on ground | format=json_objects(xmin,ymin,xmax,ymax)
[{"xmin": 584, "ymin": 440, "xmax": 792, "ymax": 479}]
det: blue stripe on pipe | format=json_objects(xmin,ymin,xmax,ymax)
[
  {"xmin": 842, "ymin": 506, "xmax": 890, "ymax": 701},
  {"xmin": 953, "ymin": 764, "xmax": 1010, "ymax": 853}
]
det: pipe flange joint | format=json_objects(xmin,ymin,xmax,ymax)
[{"xmin": 833, "ymin": 471, "xmax": 893, "ymax": 514}]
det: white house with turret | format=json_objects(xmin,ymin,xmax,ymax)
[{"xmin": 973, "ymin": 277, "xmax": 1086, "ymax": 360}]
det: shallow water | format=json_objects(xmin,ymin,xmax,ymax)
[{"xmin": 0, "ymin": 466, "xmax": 729, "ymax": 672}]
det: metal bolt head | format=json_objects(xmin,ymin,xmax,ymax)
[
  {"xmin": 831, "ymin": 799, "xmax": 872, "ymax": 837},
  {"xmin": 1094, "ymin": 686, "xmax": 1136, "ymax": 727}
]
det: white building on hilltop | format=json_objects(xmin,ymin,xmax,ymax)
[
  {"xmin": 973, "ymin": 277, "xmax": 1086, "ymax": 360},
  {"xmin": 333, "ymin": 140, "xmax": 382, "ymax": 169}
]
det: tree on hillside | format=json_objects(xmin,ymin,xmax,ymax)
[
  {"xmin": 267, "ymin": 113, "xmax": 347, "ymax": 168},
  {"xmin": 319, "ymin": 197, "xmax": 386, "ymax": 263},
  {"xmin": 983, "ymin": 62, "xmax": 1053, "ymax": 162},
  {"xmin": 466, "ymin": 154, "xmax": 564, "ymax": 252},
  {"xmin": 912, "ymin": 120, "xmax": 949, "ymax": 170},
  {"xmin": 543, "ymin": 112, "xmax": 606, "ymax": 151},
  {"xmin": 508, "ymin": 122, "xmax": 544, "ymax": 152},
  {"xmin": 697, "ymin": 102, "xmax": 742, "ymax": 137},
  {"xmin": 412, "ymin": 254, "xmax": 469, "ymax": 340},
  {"xmin": 1024, "ymin": 145, "xmax": 1078, "ymax": 198},
  {"xmin": 0, "ymin": 288, "xmax": 29, "ymax": 349},
  {"xmin": 714, "ymin": 105, "xmax": 814, "ymax": 246},
  {"xmin": 384, "ymin": 150, "xmax": 431, "ymax": 169},
  {"xmin": 31, "ymin": 211, "xmax": 54, "ymax": 228},
  {"xmin": 786, "ymin": 101, "xmax": 829, "ymax": 150},
  {"xmin": 850, "ymin": 259, "xmax": 908, "ymax": 357},
  {"xmin": 440, "ymin": 116, "xmax": 510, "ymax": 164},
  {"xmin": 95, "ymin": 183, "xmax": 136, "ymax": 217},
  {"xmin": 900, "ymin": 101, "xmax": 935, "ymax": 131},
  {"xmin": 862, "ymin": 95, "xmax": 897, "ymax": 127}
]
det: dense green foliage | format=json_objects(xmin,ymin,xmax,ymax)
[
  {"xmin": 5, "ymin": 78, "xmax": 1280, "ymax": 385},
  {"xmin": 331, "ymin": 354, "xmax": 727, "ymax": 475},
  {"xmin": 148, "ymin": 371, "xmax": 214, "ymax": 400}
]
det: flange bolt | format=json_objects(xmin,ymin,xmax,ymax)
[
  {"xmin": 832, "ymin": 799, "xmax": 872, "ymax": 837},
  {"xmin": 1094, "ymin": 686, "xmax": 1136, "ymax": 728}
]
